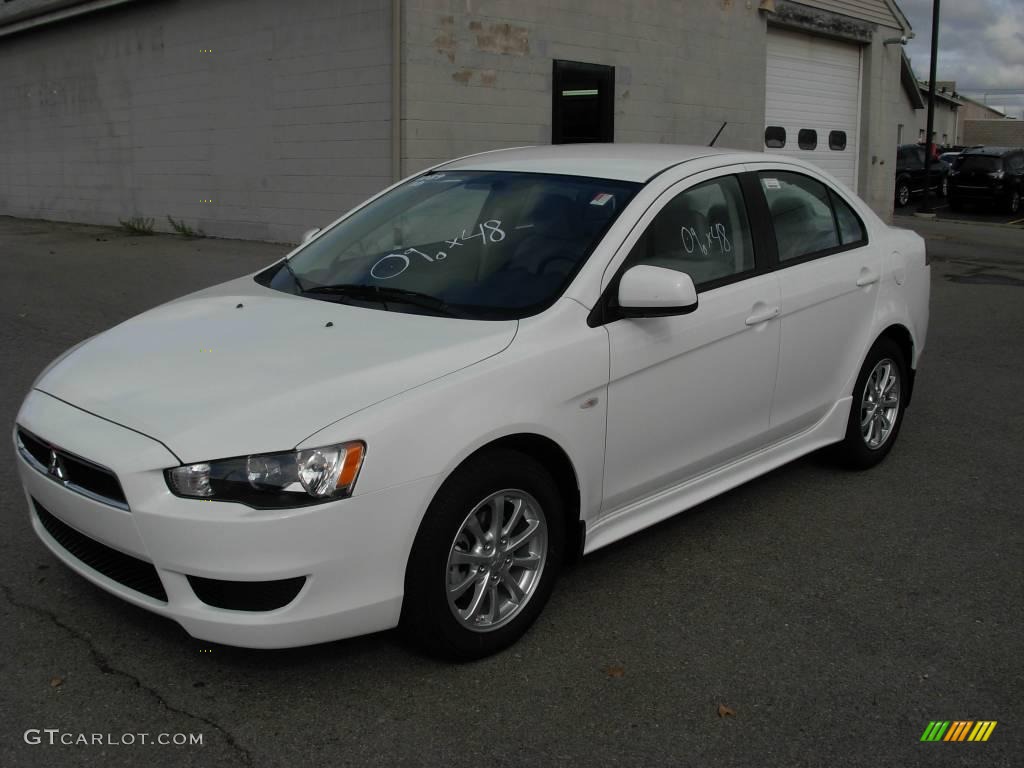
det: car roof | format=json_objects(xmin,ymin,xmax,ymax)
[
  {"xmin": 961, "ymin": 146, "xmax": 1018, "ymax": 157},
  {"xmin": 437, "ymin": 144, "xmax": 740, "ymax": 183}
]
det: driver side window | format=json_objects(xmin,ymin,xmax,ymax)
[{"xmin": 623, "ymin": 175, "xmax": 755, "ymax": 290}]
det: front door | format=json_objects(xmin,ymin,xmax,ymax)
[{"xmin": 600, "ymin": 171, "xmax": 782, "ymax": 513}]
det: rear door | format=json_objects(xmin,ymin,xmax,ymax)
[{"xmin": 749, "ymin": 166, "xmax": 881, "ymax": 437}]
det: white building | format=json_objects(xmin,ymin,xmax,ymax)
[{"xmin": 0, "ymin": 0, "xmax": 915, "ymax": 241}]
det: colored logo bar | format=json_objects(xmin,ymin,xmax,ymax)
[{"xmin": 920, "ymin": 721, "xmax": 997, "ymax": 742}]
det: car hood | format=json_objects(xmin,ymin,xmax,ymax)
[{"xmin": 36, "ymin": 277, "xmax": 517, "ymax": 463}]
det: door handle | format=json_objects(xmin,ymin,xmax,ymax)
[
  {"xmin": 744, "ymin": 306, "xmax": 779, "ymax": 326},
  {"xmin": 856, "ymin": 269, "xmax": 880, "ymax": 287}
]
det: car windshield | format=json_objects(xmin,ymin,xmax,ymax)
[
  {"xmin": 955, "ymin": 155, "xmax": 1002, "ymax": 173},
  {"xmin": 256, "ymin": 171, "xmax": 641, "ymax": 319}
]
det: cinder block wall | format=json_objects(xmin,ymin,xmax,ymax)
[
  {"xmin": 401, "ymin": 0, "xmax": 768, "ymax": 175},
  {"xmin": 0, "ymin": 0, "xmax": 393, "ymax": 242},
  {"xmin": 963, "ymin": 120, "xmax": 1024, "ymax": 148}
]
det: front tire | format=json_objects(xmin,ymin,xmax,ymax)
[
  {"xmin": 833, "ymin": 338, "xmax": 908, "ymax": 470},
  {"xmin": 400, "ymin": 450, "xmax": 564, "ymax": 660}
]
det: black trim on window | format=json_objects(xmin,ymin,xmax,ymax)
[
  {"xmin": 739, "ymin": 172, "xmax": 779, "ymax": 271},
  {"xmin": 764, "ymin": 126, "xmax": 786, "ymax": 149},
  {"xmin": 829, "ymin": 130, "xmax": 847, "ymax": 151},
  {"xmin": 798, "ymin": 129, "xmax": 817, "ymax": 150}
]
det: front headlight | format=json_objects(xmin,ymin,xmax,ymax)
[{"xmin": 166, "ymin": 441, "xmax": 365, "ymax": 508}]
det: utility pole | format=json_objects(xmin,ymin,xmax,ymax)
[{"xmin": 920, "ymin": 0, "xmax": 941, "ymax": 215}]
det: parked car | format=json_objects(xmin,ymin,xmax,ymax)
[
  {"xmin": 938, "ymin": 151, "xmax": 961, "ymax": 167},
  {"xmin": 15, "ymin": 145, "xmax": 930, "ymax": 659},
  {"xmin": 895, "ymin": 144, "xmax": 949, "ymax": 207},
  {"xmin": 948, "ymin": 146, "xmax": 1024, "ymax": 215}
]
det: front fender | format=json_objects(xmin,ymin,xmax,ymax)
[{"xmin": 299, "ymin": 299, "xmax": 610, "ymax": 532}]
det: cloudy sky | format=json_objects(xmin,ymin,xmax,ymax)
[{"xmin": 899, "ymin": 0, "xmax": 1024, "ymax": 118}]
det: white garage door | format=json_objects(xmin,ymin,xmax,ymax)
[{"xmin": 766, "ymin": 28, "xmax": 862, "ymax": 191}]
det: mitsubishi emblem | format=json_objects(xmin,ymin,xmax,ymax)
[{"xmin": 48, "ymin": 449, "xmax": 65, "ymax": 481}]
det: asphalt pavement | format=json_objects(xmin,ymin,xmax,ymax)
[{"xmin": 1, "ymin": 215, "xmax": 1021, "ymax": 767}]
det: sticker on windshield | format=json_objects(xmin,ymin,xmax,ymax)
[
  {"xmin": 590, "ymin": 193, "xmax": 614, "ymax": 206},
  {"xmin": 763, "ymin": 178, "xmax": 781, "ymax": 190}
]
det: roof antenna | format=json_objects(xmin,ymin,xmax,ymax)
[{"xmin": 708, "ymin": 121, "xmax": 727, "ymax": 147}]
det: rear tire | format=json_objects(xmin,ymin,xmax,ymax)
[
  {"xmin": 833, "ymin": 338, "xmax": 909, "ymax": 470},
  {"xmin": 400, "ymin": 450, "xmax": 564, "ymax": 660},
  {"xmin": 895, "ymin": 179, "xmax": 911, "ymax": 208}
]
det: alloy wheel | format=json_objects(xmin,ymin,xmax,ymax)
[
  {"xmin": 860, "ymin": 359, "xmax": 900, "ymax": 450},
  {"xmin": 446, "ymin": 489, "xmax": 547, "ymax": 632},
  {"xmin": 1011, "ymin": 191, "xmax": 1021, "ymax": 215},
  {"xmin": 897, "ymin": 184, "xmax": 910, "ymax": 206}
]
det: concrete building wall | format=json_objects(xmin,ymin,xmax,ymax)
[
  {"xmin": 858, "ymin": 25, "xmax": 905, "ymax": 219},
  {"xmin": 892, "ymin": 98, "xmax": 919, "ymax": 146},
  {"xmin": 960, "ymin": 97, "xmax": 1007, "ymax": 121},
  {"xmin": 0, "ymin": 0, "xmax": 393, "ymax": 242},
  {"xmin": 400, "ymin": 0, "xmax": 768, "ymax": 175},
  {"xmin": 963, "ymin": 119, "xmax": 1024, "ymax": 148},
  {"xmin": 917, "ymin": 98, "xmax": 960, "ymax": 145}
]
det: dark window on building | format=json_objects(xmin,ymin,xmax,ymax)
[
  {"xmin": 829, "ymin": 131, "xmax": 847, "ymax": 150},
  {"xmin": 764, "ymin": 126, "xmax": 786, "ymax": 149},
  {"xmin": 798, "ymin": 129, "xmax": 818, "ymax": 150},
  {"xmin": 552, "ymin": 60, "xmax": 614, "ymax": 144}
]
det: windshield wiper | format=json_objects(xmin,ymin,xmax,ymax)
[
  {"xmin": 302, "ymin": 283, "xmax": 461, "ymax": 317},
  {"xmin": 279, "ymin": 258, "xmax": 307, "ymax": 293}
]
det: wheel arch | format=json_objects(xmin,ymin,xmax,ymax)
[
  {"xmin": 877, "ymin": 323, "xmax": 917, "ymax": 407},
  {"xmin": 442, "ymin": 433, "xmax": 585, "ymax": 563}
]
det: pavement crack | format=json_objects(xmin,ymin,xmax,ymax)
[{"xmin": 1, "ymin": 582, "xmax": 253, "ymax": 766}]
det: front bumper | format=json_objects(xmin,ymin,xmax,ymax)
[
  {"xmin": 949, "ymin": 184, "xmax": 1005, "ymax": 201},
  {"xmin": 14, "ymin": 390, "xmax": 436, "ymax": 648}
]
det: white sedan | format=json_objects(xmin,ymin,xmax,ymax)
[{"xmin": 14, "ymin": 145, "xmax": 930, "ymax": 659}]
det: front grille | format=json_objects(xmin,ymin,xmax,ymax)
[
  {"xmin": 16, "ymin": 427, "xmax": 129, "ymax": 509},
  {"xmin": 34, "ymin": 500, "xmax": 167, "ymax": 602},
  {"xmin": 187, "ymin": 575, "xmax": 306, "ymax": 612}
]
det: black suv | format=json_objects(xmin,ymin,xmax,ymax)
[
  {"xmin": 948, "ymin": 147, "xmax": 1024, "ymax": 215},
  {"xmin": 895, "ymin": 144, "xmax": 949, "ymax": 207}
]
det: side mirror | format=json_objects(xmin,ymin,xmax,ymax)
[
  {"xmin": 301, "ymin": 227, "xmax": 321, "ymax": 244},
  {"xmin": 617, "ymin": 265, "xmax": 698, "ymax": 318}
]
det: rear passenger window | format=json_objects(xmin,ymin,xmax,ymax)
[
  {"xmin": 760, "ymin": 172, "xmax": 839, "ymax": 262},
  {"xmin": 624, "ymin": 175, "xmax": 755, "ymax": 290},
  {"xmin": 830, "ymin": 191, "xmax": 866, "ymax": 246}
]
